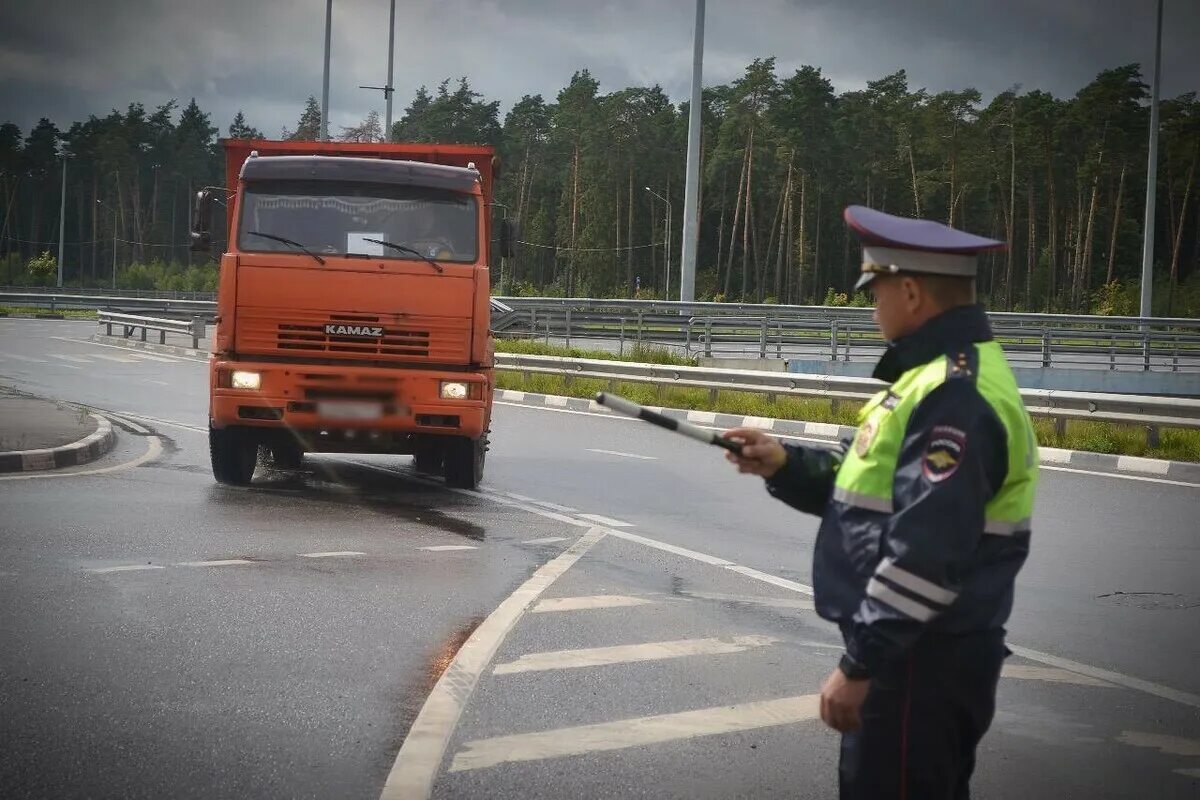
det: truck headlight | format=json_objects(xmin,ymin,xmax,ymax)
[
  {"xmin": 231, "ymin": 370, "xmax": 262, "ymax": 390},
  {"xmin": 440, "ymin": 381, "xmax": 469, "ymax": 400}
]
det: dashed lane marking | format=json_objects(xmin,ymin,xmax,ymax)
[
  {"xmin": 521, "ymin": 536, "xmax": 571, "ymax": 545},
  {"xmin": 91, "ymin": 353, "xmax": 141, "ymax": 363},
  {"xmin": 419, "ymin": 545, "xmax": 477, "ymax": 552},
  {"xmin": 175, "ymin": 559, "xmax": 256, "ymax": 567},
  {"xmin": 300, "ymin": 551, "xmax": 366, "ymax": 558},
  {"xmin": 86, "ymin": 564, "xmax": 165, "ymax": 574},
  {"xmin": 587, "ymin": 448, "xmax": 658, "ymax": 460},
  {"xmin": 51, "ymin": 336, "xmax": 192, "ymax": 362},
  {"xmin": 1007, "ymin": 644, "xmax": 1200, "ymax": 710},
  {"xmin": 447, "ymin": 693, "xmax": 822, "ymax": 773},
  {"xmin": 50, "ymin": 354, "xmax": 91, "ymax": 363},
  {"xmin": 1175, "ymin": 768, "xmax": 1200, "ymax": 779},
  {"xmin": 3, "ymin": 354, "xmax": 47, "ymax": 363},
  {"xmin": 379, "ymin": 527, "xmax": 607, "ymax": 800},
  {"xmin": 492, "ymin": 634, "xmax": 779, "ymax": 675},
  {"xmin": 115, "ymin": 412, "xmax": 205, "ymax": 434},
  {"xmin": 531, "ymin": 594, "xmax": 655, "ymax": 613},
  {"xmin": 123, "ymin": 352, "xmax": 185, "ymax": 364},
  {"xmin": 503, "ymin": 492, "xmax": 579, "ymax": 513},
  {"xmin": 577, "ymin": 513, "xmax": 634, "ymax": 528},
  {"xmin": 1001, "ymin": 665, "xmax": 1116, "ymax": 687},
  {"xmin": 723, "ymin": 564, "xmax": 814, "ymax": 595},
  {"xmin": 683, "ymin": 590, "xmax": 816, "ymax": 610}
]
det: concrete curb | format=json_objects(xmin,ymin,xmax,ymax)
[
  {"xmin": 88, "ymin": 335, "xmax": 1200, "ymax": 483},
  {"xmin": 0, "ymin": 413, "xmax": 116, "ymax": 473},
  {"xmin": 496, "ymin": 389, "xmax": 1200, "ymax": 484}
]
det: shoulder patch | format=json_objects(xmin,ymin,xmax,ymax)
[
  {"xmin": 881, "ymin": 391, "xmax": 901, "ymax": 410},
  {"xmin": 854, "ymin": 419, "xmax": 878, "ymax": 457},
  {"xmin": 945, "ymin": 348, "xmax": 979, "ymax": 382},
  {"xmin": 923, "ymin": 425, "xmax": 967, "ymax": 482}
]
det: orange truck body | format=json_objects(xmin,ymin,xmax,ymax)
[{"xmin": 206, "ymin": 139, "xmax": 497, "ymax": 487}]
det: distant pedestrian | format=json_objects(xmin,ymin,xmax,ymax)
[{"xmin": 725, "ymin": 205, "xmax": 1039, "ymax": 799}]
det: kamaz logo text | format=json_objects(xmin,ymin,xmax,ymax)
[{"xmin": 324, "ymin": 324, "xmax": 384, "ymax": 337}]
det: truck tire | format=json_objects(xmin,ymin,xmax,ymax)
[
  {"xmin": 210, "ymin": 425, "xmax": 258, "ymax": 485},
  {"xmin": 412, "ymin": 437, "xmax": 444, "ymax": 474},
  {"xmin": 269, "ymin": 443, "xmax": 305, "ymax": 470},
  {"xmin": 443, "ymin": 434, "xmax": 486, "ymax": 489}
]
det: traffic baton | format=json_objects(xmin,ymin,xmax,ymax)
[{"xmin": 595, "ymin": 392, "xmax": 743, "ymax": 455}]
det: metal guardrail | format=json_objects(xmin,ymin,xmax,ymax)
[
  {"xmin": 492, "ymin": 353, "xmax": 1200, "ymax": 436},
  {"xmin": 98, "ymin": 311, "xmax": 207, "ymax": 349}
]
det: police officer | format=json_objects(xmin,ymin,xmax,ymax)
[{"xmin": 726, "ymin": 205, "xmax": 1039, "ymax": 799}]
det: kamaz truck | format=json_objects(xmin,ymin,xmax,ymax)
[{"xmin": 191, "ymin": 140, "xmax": 512, "ymax": 489}]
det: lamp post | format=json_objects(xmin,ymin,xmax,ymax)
[
  {"xmin": 57, "ymin": 147, "xmax": 68, "ymax": 288},
  {"xmin": 321, "ymin": 0, "xmax": 333, "ymax": 141},
  {"xmin": 645, "ymin": 186, "xmax": 672, "ymax": 298},
  {"xmin": 1139, "ymin": 0, "xmax": 1164, "ymax": 319}
]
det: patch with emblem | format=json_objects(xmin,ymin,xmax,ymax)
[
  {"xmin": 923, "ymin": 425, "xmax": 966, "ymax": 482},
  {"xmin": 854, "ymin": 420, "xmax": 877, "ymax": 457},
  {"xmin": 881, "ymin": 392, "xmax": 901, "ymax": 410}
]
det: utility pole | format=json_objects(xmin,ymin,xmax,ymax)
[
  {"xmin": 679, "ymin": 0, "xmax": 705, "ymax": 303},
  {"xmin": 321, "ymin": 0, "xmax": 333, "ymax": 141},
  {"xmin": 646, "ymin": 186, "xmax": 672, "ymax": 297},
  {"xmin": 1140, "ymin": 0, "xmax": 1164, "ymax": 318},
  {"xmin": 57, "ymin": 149, "xmax": 67, "ymax": 288},
  {"xmin": 358, "ymin": 0, "xmax": 396, "ymax": 141}
]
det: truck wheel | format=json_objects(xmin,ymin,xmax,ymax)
[
  {"xmin": 443, "ymin": 434, "xmax": 486, "ymax": 489},
  {"xmin": 412, "ymin": 437, "xmax": 444, "ymax": 474},
  {"xmin": 269, "ymin": 443, "xmax": 305, "ymax": 470},
  {"xmin": 210, "ymin": 425, "xmax": 258, "ymax": 485}
]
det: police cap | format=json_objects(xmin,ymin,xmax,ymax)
[{"xmin": 843, "ymin": 205, "xmax": 1006, "ymax": 291}]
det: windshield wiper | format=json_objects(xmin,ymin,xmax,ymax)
[
  {"xmin": 245, "ymin": 231, "xmax": 325, "ymax": 265},
  {"xmin": 362, "ymin": 238, "xmax": 445, "ymax": 274}
]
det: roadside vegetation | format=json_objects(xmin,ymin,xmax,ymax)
[{"xmin": 494, "ymin": 340, "xmax": 1200, "ymax": 463}]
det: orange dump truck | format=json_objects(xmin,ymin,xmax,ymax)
[{"xmin": 190, "ymin": 139, "xmax": 512, "ymax": 488}]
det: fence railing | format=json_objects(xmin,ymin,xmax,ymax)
[{"xmin": 97, "ymin": 311, "xmax": 207, "ymax": 349}]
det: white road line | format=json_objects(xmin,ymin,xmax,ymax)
[
  {"xmin": 91, "ymin": 353, "xmax": 141, "ymax": 363},
  {"xmin": 684, "ymin": 591, "xmax": 816, "ymax": 610},
  {"xmin": 379, "ymin": 527, "xmax": 607, "ymax": 800},
  {"xmin": 723, "ymin": 564, "xmax": 814, "ymax": 596},
  {"xmin": 1115, "ymin": 731, "xmax": 1200, "ymax": 756},
  {"xmin": 141, "ymin": 379, "xmax": 170, "ymax": 386},
  {"xmin": 577, "ymin": 513, "xmax": 634, "ymax": 528},
  {"xmin": 587, "ymin": 448, "xmax": 658, "ymax": 460},
  {"xmin": 448, "ymin": 694, "xmax": 822, "ymax": 773},
  {"xmin": 1175, "ymin": 768, "xmax": 1200, "ymax": 779},
  {"xmin": 176, "ymin": 559, "xmax": 256, "ymax": 567},
  {"xmin": 1007, "ymin": 644, "xmax": 1200, "ymax": 709},
  {"xmin": 493, "ymin": 634, "xmax": 778, "ymax": 675},
  {"xmin": 300, "ymin": 551, "xmax": 366, "ymax": 558},
  {"xmin": 1040, "ymin": 464, "xmax": 1200, "ymax": 488},
  {"xmin": 521, "ymin": 536, "xmax": 570, "ymax": 545},
  {"xmin": 0, "ymin": 433, "xmax": 162, "ymax": 482},
  {"xmin": 86, "ymin": 564, "xmax": 165, "ymax": 574},
  {"xmin": 1001, "ymin": 665, "xmax": 1116, "ymax": 687},
  {"xmin": 115, "ymin": 412, "xmax": 206, "ymax": 434},
  {"xmin": 124, "ymin": 352, "xmax": 184, "ymax": 363},
  {"xmin": 531, "ymin": 594, "xmax": 654, "ymax": 613},
  {"xmin": 419, "ymin": 545, "xmax": 477, "ymax": 552},
  {"xmin": 602, "ymin": 528, "xmax": 734, "ymax": 566},
  {"xmin": 51, "ymin": 354, "xmax": 92, "ymax": 363},
  {"xmin": 53, "ymin": 336, "xmax": 193, "ymax": 362},
  {"xmin": 3, "ymin": 354, "xmax": 47, "ymax": 363},
  {"xmin": 503, "ymin": 492, "xmax": 579, "ymax": 513}
]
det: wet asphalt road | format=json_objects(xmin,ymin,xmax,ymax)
[{"xmin": 1, "ymin": 317, "xmax": 1198, "ymax": 799}]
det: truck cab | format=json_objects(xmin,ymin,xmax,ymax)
[{"xmin": 194, "ymin": 140, "xmax": 507, "ymax": 489}]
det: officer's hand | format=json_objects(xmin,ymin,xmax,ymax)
[
  {"xmin": 819, "ymin": 667, "xmax": 870, "ymax": 733},
  {"xmin": 723, "ymin": 427, "xmax": 787, "ymax": 478}
]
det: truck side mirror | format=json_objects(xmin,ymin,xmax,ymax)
[
  {"xmin": 499, "ymin": 218, "xmax": 518, "ymax": 259},
  {"xmin": 190, "ymin": 189, "xmax": 213, "ymax": 253}
]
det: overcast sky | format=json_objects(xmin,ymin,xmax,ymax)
[{"xmin": 2, "ymin": 0, "xmax": 1197, "ymax": 138}]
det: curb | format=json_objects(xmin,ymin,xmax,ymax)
[
  {"xmin": 496, "ymin": 389, "xmax": 1200, "ymax": 484},
  {"xmin": 89, "ymin": 335, "xmax": 1200, "ymax": 484},
  {"xmin": 0, "ymin": 413, "xmax": 116, "ymax": 473}
]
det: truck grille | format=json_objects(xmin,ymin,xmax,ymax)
[
  {"xmin": 235, "ymin": 308, "xmax": 471, "ymax": 363},
  {"xmin": 278, "ymin": 321, "xmax": 430, "ymax": 357}
]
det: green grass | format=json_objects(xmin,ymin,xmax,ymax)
[
  {"xmin": 0, "ymin": 305, "xmax": 96, "ymax": 319},
  {"xmin": 495, "ymin": 339, "xmax": 697, "ymax": 366}
]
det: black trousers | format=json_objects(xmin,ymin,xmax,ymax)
[{"xmin": 838, "ymin": 629, "xmax": 1008, "ymax": 800}]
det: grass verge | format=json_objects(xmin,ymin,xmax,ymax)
[
  {"xmin": 0, "ymin": 305, "xmax": 96, "ymax": 319},
  {"xmin": 493, "ymin": 341, "xmax": 1200, "ymax": 462}
]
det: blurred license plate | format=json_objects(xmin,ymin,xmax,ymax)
[{"xmin": 317, "ymin": 401, "xmax": 383, "ymax": 420}]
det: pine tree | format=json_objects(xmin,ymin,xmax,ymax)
[
  {"xmin": 228, "ymin": 111, "xmax": 263, "ymax": 139},
  {"xmin": 285, "ymin": 96, "xmax": 322, "ymax": 141}
]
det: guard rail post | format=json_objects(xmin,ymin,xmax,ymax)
[
  {"xmin": 565, "ymin": 307, "xmax": 572, "ymax": 351},
  {"xmin": 830, "ymin": 319, "xmax": 839, "ymax": 361},
  {"xmin": 705, "ymin": 318, "xmax": 713, "ymax": 357},
  {"xmin": 1042, "ymin": 329, "xmax": 1052, "ymax": 368},
  {"xmin": 1143, "ymin": 332, "xmax": 1151, "ymax": 371},
  {"xmin": 759, "ymin": 318, "xmax": 768, "ymax": 358},
  {"xmin": 191, "ymin": 316, "xmax": 205, "ymax": 349}
]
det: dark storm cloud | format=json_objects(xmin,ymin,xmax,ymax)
[{"xmin": 1, "ymin": 0, "xmax": 1196, "ymax": 137}]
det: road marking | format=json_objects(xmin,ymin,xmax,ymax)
[
  {"xmin": 1001, "ymin": 665, "xmax": 1116, "ymax": 687},
  {"xmin": 493, "ymin": 634, "xmax": 778, "ymax": 675},
  {"xmin": 503, "ymin": 492, "xmax": 579, "ymax": 513},
  {"xmin": 91, "ymin": 353, "xmax": 141, "ymax": 363},
  {"xmin": 1040, "ymin": 464, "xmax": 1200, "ymax": 489},
  {"xmin": 1007, "ymin": 644, "xmax": 1200, "ymax": 709},
  {"xmin": 1175, "ymin": 768, "xmax": 1200, "ymax": 779},
  {"xmin": 300, "ymin": 551, "xmax": 366, "ymax": 558},
  {"xmin": 683, "ymin": 590, "xmax": 816, "ymax": 610},
  {"xmin": 51, "ymin": 354, "xmax": 92, "ymax": 363},
  {"xmin": 115, "ymin": 412, "xmax": 206, "ymax": 434},
  {"xmin": 0, "ymin": 432, "xmax": 162, "ymax": 481},
  {"xmin": 578, "ymin": 513, "xmax": 634, "ymax": 528},
  {"xmin": 141, "ymin": 379, "xmax": 170, "ymax": 386},
  {"xmin": 603, "ymin": 528, "xmax": 735, "ymax": 566},
  {"xmin": 3, "ymin": 354, "xmax": 47, "ymax": 363},
  {"xmin": 53, "ymin": 336, "xmax": 193, "ymax": 362},
  {"xmin": 176, "ymin": 559, "xmax": 256, "ymax": 567},
  {"xmin": 419, "ymin": 545, "xmax": 477, "ymax": 552},
  {"xmin": 1115, "ymin": 731, "xmax": 1200, "ymax": 756},
  {"xmin": 723, "ymin": 564, "xmax": 814, "ymax": 595},
  {"xmin": 587, "ymin": 448, "xmax": 658, "ymax": 460},
  {"xmin": 380, "ymin": 527, "xmax": 607, "ymax": 800},
  {"xmin": 86, "ymin": 564, "xmax": 165, "ymax": 574},
  {"xmin": 532, "ymin": 594, "xmax": 655, "ymax": 613},
  {"xmin": 448, "ymin": 694, "xmax": 822, "ymax": 773},
  {"xmin": 522, "ymin": 536, "xmax": 570, "ymax": 545},
  {"xmin": 124, "ymin": 352, "xmax": 184, "ymax": 363}
]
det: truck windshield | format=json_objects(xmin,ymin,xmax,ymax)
[{"xmin": 237, "ymin": 180, "xmax": 478, "ymax": 263}]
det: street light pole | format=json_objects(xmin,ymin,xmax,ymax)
[
  {"xmin": 1139, "ymin": 0, "xmax": 1164, "ymax": 318},
  {"xmin": 645, "ymin": 186, "xmax": 672, "ymax": 298},
  {"xmin": 57, "ymin": 149, "xmax": 67, "ymax": 288},
  {"xmin": 679, "ymin": 0, "xmax": 705, "ymax": 302},
  {"xmin": 321, "ymin": 0, "xmax": 333, "ymax": 141},
  {"xmin": 385, "ymin": 0, "xmax": 395, "ymax": 140}
]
